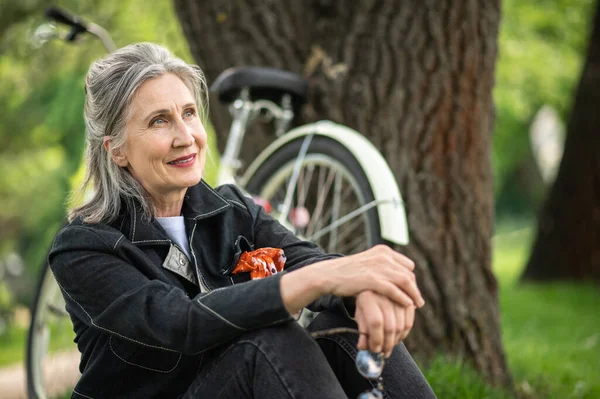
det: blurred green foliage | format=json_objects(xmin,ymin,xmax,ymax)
[
  {"xmin": 494, "ymin": 0, "xmax": 595, "ymax": 212},
  {"xmin": 0, "ymin": 0, "xmax": 596, "ymax": 306},
  {"xmin": 0, "ymin": 0, "xmax": 208, "ymax": 305}
]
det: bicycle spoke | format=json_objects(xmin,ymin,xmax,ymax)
[
  {"xmin": 331, "ymin": 210, "xmax": 368, "ymax": 245},
  {"xmin": 248, "ymin": 148, "xmax": 380, "ymax": 257},
  {"xmin": 279, "ymin": 134, "xmax": 313, "ymax": 224},
  {"xmin": 308, "ymin": 199, "xmax": 379, "ymax": 242},
  {"xmin": 297, "ymin": 164, "xmax": 315, "ymax": 209},
  {"xmin": 319, "ymin": 182, "xmax": 358, "ymax": 225},
  {"xmin": 306, "ymin": 166, "xmax": 336, "ymax": 238},
  {"xmin": 303, "ymin": 166, "xmax": 322, "ymax": 237},
  {"xmin": 328, "ymin": 171, "xmax": 343, "ymax": 253},
  {"xmin": 313, "ymin": 167, "xmax": 337, "ymax": 237},
  {"xmin": 337, "ymin": 232, "xmax": 370, "ymax": 254}
]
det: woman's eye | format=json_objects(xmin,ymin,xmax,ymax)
[
  {"xmin": 184, "ymin": 109, "xmax": 196, "ymax": 118},
  {"xmin": 152, "ymin": 117, "xmax": 166, "ymax": 126}
]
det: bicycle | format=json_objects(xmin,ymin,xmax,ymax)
[{"xmin": 26, "ymin": 7, "xmax": 409, "ymax": 399}]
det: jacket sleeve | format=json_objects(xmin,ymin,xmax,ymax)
[
  {"xmin": 222, "ymin": 185, "xmax": 356, "ymax": 319},
  {"xmin": 49, "ymin": 225, "xmax": 294, "ymax": 355}
]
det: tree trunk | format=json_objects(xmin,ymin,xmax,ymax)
[
  {"xmin": 174, "ymin": 0, "xmax": 510, "ymax": 386},
  {"xmin": 522, "ymin": 2, "xmax": 600, "ymax": 283}
]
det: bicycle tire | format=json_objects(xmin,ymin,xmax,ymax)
[
  {"xmin": 26, "ymin": 258, "xmax": 77, "ymax": 399},
  {"xmin": 245, "ymin": 135, "xmax": 384, "ymax": 254}
]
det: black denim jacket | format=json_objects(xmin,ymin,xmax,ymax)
[{"xmin": 49, "ymin": 181, "xmax": 350, "ymax": 398}]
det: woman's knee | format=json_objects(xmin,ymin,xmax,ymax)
[
  {"xmin": 306, "ymin": 311, "xmax": 437, "ymax": 398},
  {"xmin": 215, "ymin": 321, "xmax": 347, "ymax": 398},
  {"xmin": 235, "ymin": 320, "xmax": 322, "ymax": 360}
]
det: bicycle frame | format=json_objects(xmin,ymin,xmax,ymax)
[
  {"xmin": 218, "ymin": 89, "xmax": 409, "ymax": 245},
  {"xmin": 36, "ymin": 10, "xmax": 408, "ymax": 246},
  {"xmin": 217, "ymin": 87, "xmax": 294, "ymax": 185},
  {"xmin": 242, "ymin": 121, "xmax": 410, "ymax": 245},
  {"xmin": 27, "ymin": 8, "xmax": 411, "ymax": 398}
]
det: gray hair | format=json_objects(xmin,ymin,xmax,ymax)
[{"xmin": 69, "ymin": 42, "xmax": 208, "ymax": 224}]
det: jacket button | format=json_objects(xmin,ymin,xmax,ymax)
[{"xmin": 179, "ymin": 258, "xmax": 185, "ymax": 265}]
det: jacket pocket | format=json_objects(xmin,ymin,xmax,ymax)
[
  {"xmin": 109, "ymin": 335, "xmax": 181, "ymax": 373},
  {"xmin": 221, "ymin": 235, "xmax": 254, "ymax": 275}
]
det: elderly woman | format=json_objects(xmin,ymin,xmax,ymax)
[{"xmin": 49, "ymin": 42, "xmax": 436, "ymax": 398}]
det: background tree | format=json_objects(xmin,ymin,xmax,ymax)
[
  {"xmin": 493, "ymin": 0, "xmax": 595, "ymax": 216},
  {"xmin": 173, "ymin": 0, "xmax": 511, "ymax": 386},
  {"xmin": 522, "ymin": 0, "xmax": 600, "ymax": 282}
]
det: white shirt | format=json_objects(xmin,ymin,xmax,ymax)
[{"xmin": 156, "ymin": 216, "xmax": 191, "ymax": 260}]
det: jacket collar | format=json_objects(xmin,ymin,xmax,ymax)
[
  {"xmin": 182, "ymin": 180, "xmax": 232, "ymax": 221},
  {"xmin": 119, "ymin": 180, "xmax": 232, "ymax": 245}
]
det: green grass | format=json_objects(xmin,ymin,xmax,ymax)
[
  {"xmin": 424, "ymin": 355, "xmax": 514, "ymax": 398},
  {"xmin": 501, "ymin": 282, "xmax": 599, "ymax": 398},
  {"xmin": 421, "ymin": 217, "xmax": 600, "ymax": 398},
  {"xmin": 0, "ymin": 125, "xmax": 221, "ymax": 369},
  {"xmin": 4, "ymin": 217, "xmax": 599, "ymax": 399},
  {"xmin": 0, "ymin": 324, "xmax": 28, "ymax": 367},
  {"xmin": 0, "ymin": 317, "xmax": 75, "ymax": 368},
  {"xmin": 493, "ymin": 220, "xmax": 600, "ymax": 399}
]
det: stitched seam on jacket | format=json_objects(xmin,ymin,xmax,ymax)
[
  {"xmin": 133, "ymin": 239, "xmax": 170, "ymax": 244},
  {"xmin": 195, "ymin": 286, "xmax": 229, "ymax": 300},
  {"xmin": 229, "ymin": 199, "xmax": 248, "ymax": 211},
  {"xmin": 192, "ymin": 204, "xmax": 230, "ymax": 220},
  {"xmin": 109, "ymin": 335, "xmax": 182, "ymax": 373},
  {"xmin": 54, "ymin": 278, "xmax": 179, "ymax": 352},
  {"xmin": 73, "ymin": 389, "xmax": 95, "ymax": 399},
  {"xmin": 63, "ymin": 226, "xmax": 118, "ymax": 251},
  {"xmin": 196, "ymin": 290, "xmax": 292, "ymax": 329},
  {"xmin": 201, "ymin": 180, "xmax": 230, "ymax": 204},
  {"xmin": 195, "ymin": 300, "xmax": 248, "ymax": 331},
  {"xmin": 132, "ymin": 207, "xmax": 137, "ymax": 241},
  {"xmin": 113, "ymin": 235, "xmax": 124, "ymax": 251},
  {"xmin": 55, "ymin": 227, "xmax": 183, "ymax": 351},
  {"xmin": 226, "ymin": 186, "xmax": 253, "ymax": 217},
  {"xmin": 54, "ymin": 226, "xmax": 226, "ymax": 356}
]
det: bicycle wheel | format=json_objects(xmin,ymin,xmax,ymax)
[
  {"xmin": 26, "ymin": 261, "xmax": 78, "ymax": 399},
  {"xmin": 245, "ymin": 135, "xmax": 384, "ymax": 255}
]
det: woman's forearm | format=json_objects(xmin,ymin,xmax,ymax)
[
  {"xmin": 279, "ymin": 264, "xmax": 331, "ymax": 315},
  {"xmin": 279, "ymin": 245, "xmax": 424, "ymax": 317}
]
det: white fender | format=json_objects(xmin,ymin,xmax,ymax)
[{"xmin": 241, "ymin": 120, "xmax": 409, "ymax": 245}]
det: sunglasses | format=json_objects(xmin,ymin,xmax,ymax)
[
  {"xmin": 311, "ymin": 328, "xmax": 386, "ymax": 398},
  {"xmin": 356, "ymin": 350, "xmax": 385, "ymax": 398}
]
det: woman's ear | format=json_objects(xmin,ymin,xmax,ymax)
[{"xmin": 103, "ymin": 136, "xmax": 129, "ymax": 167}]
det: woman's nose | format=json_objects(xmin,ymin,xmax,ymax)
[{"xmin": 172, "ymin": 118, "xmax": 195, "ymax": 148}]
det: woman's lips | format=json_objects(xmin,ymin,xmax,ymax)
[{"xmin": 167, "ymin": 153, "xmax": 196, "ymax": 167}]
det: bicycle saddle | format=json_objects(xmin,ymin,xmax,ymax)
[{"xmin": 211, "ymin": 67, "xmax": 308, "ymax": 106}]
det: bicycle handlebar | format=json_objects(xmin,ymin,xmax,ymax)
[
  {"xmin": 41, "ymin": 6, "xmax": 117, "ymax": 53},
  {"xmin": 45, "ymin": 7, "xmax": 88, "ymax": 31}
]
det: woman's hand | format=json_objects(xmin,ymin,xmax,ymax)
[
  {"xmin": 354, "ymin": 290, "xmax": 415, "ymax": 357},
  {"xmin": 317, "ymin": 245, "xmax": 424, "ymax": 308},
  {"xmin": 280, "ymin": 245, "xmax": 423, "ymax": 316}
]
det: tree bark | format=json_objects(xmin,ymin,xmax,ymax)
[
  {"xmin": 174, "ymin": 0, "xmax": 511, "ymax": 386},
  {"xmin": 522, "ymin": 2, "xmax": 600, "ymax": 282}
]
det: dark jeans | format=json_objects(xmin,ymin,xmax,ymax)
[{"xmin": 181, "ymin": 311, "xmax": 437, "ymax": 398}]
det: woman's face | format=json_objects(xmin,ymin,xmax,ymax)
[{"xmin": 113, "ymin": 73, "xmax": 207, "ymax": 202}]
